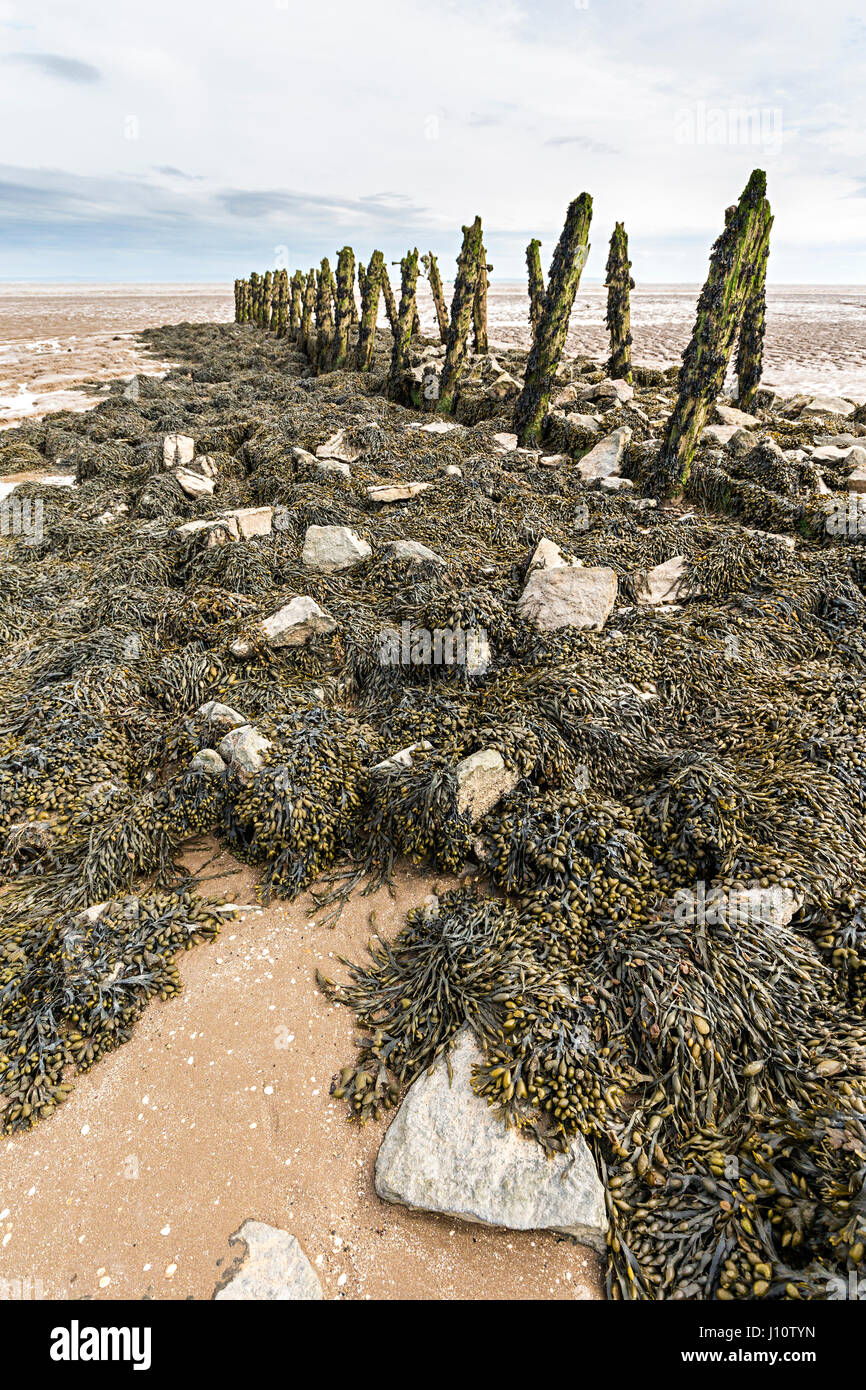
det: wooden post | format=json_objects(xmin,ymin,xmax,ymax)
[
  {"xmin": 387, "ymin": 249, "xmax": 420, "ymax": 402},
  {"xmin": 275, "ymin": 269, "xmax": 289, "ymax": 337},
  {"xmin": 262, "ymin": 271, "xmax": 273, "ymax": 331},
  {"xmin": 735, "ymin": 233, "xmax": 770, "ymax": 413},
  {"xmin": 422, "ymin": 252, "xmax": 449, "ymax": 341},
  {"xmin": 526, "ymin": 238, "xmax": 545, "ymax": 338},
  {"xmin": 316, "ymin": 259, "xmax": 335, "ymax": 368},
  {"xmin": 301, "ymin": 269, "xmax": 317, "ymax": 357},
  {"xmin": 437, "ymin": 217, "xmax": 484, "ymax": 413},
  {"xmin": 356, "ymin": 250, "xmax": 384, "ymax": 370},
  {"xmin": 331, "ymin": 247, "xmax": 356, "ymax": 369},
  {"xmin": 472, "ymin": 244, "xmax": 490, "ymax": 353},
  {"xmin": 605, "ymin": 222, "xmax": 635, "ymax": 383},
  {"xmin": 290, "ymin": 272, "xmax": 303, "ymax": 338},
  {"xmin": 514, "ymin": 195, "xmax": 593, "ymax": 446},
  {"xmin": 653, "ymin": 170, "xmax": 773, "ymax": 495}
]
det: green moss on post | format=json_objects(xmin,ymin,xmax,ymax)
[
  {"xmin": 736, "ymin": 235, "xmax": 769, "ymax": 413},
  {"xmin": 473, "ymin": 245, "xmax": 490, "ymax": 353},
  {"xmin": 332, "ymin": 246, "xmax": 356, "ymax": 369},
  {"xmin": 437, "ymin": 217, "xmax": 484, "ymax": 414},
  {"xmin": 301, "ymin": 270, "xmax": 317, "ymax": 357},
  {"xmin": 380, "ymin": 264, "xmax": 398, "ymax": 330},
  {"xmin": 526, "ymin": 238, "xmax": 545, "ymax": 338},
  {"xmin": 514, "ymin": 195, "xmax": 593, "ymax": 446},
  {"xmin": 316, "ymin": 259, "xmax": 334, "ymax": 369},
  {"xmin": 387, "ymin": 249, "xmax": 420, "ymax": 402},
  {"xmin": 605, "ymin": 222, "xmax": 635, "ymax": 383},
  {"xmin": 290, "ymin": 272, "xmax": 303, "ymax": 338},
  {"xmin": 422, "ymin": 252, "xmax": 449, "ymax": 341},
  {"xmin": 653, "ymin": 170, "xmax": 773, "ymax": 496},
  {"xmin": 356, "ymin": 250, "xmax": 384, "ymax": 371},
  {"xmin": 262, "ymin": 271, "xmax": 273, "ymax": 331},
  {"xmin": 275, "ymin": 269, "xmax": 289, "ymax": 337},
  {"xmin": 249, "ymin": 272, "xmax": 261, "ymax": 326}
]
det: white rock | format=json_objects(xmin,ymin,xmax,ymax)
[
  {"xmin": 372, "ymin": 741, "xmax": 433, "ymax": 773},
  {"xmin": 214, "ymin": 1221, "xmax": 322, "ymax": 1301},
  {"xmin": 518, "ymin": 565, "xmax": 617, "ymax": 632},
  {"xmin": 492, "ymin": 432, "xmax": 518, "ymax": 452},
  {"xmin": 190, "ymin": 749, "xmax": 227, "ymax": 777},
  {"xmin": 176, "ymin": 516, "xmax": 240, "ymax": 546},
  {"xmin": 565, "ymin": 413, "xmax": 602, "ymax": 434},
  {"xmin": 528, "ymin": 537, "xmax": 581, "ymax": 572},
  {"xmin": 316, "ymin": 459, "xmax": 351, "ymax": 480},
  {"xmin": 194, "ymin": 455, "xmax": 220, "ymax": 479},
  {"xmin": 221, "ymin": 506, "xmax": 273, "ymax": 539},
  {"xmin": 812, "ymin": 444, "xmax": 859, "ymax": 464},
  {"xmin": 302, "ymin": 524, "xmax": 372, "ymax": 573},
  {"xmin": 576, "ymin": 426, "xmax": 632, "ymax": 481},
  {"xmin": 163, "ymin": 433, "xmax": 195, "ymax": 467},
  {"xmin": 454, "ymin": 749, "xmax": 518, "ymax": 821},
  {"xmin": 231, "ymin": 597, "xmax": 337, "ymax": 657},
  {"xmin": 714, "ymin": 403, "xmax": 759, "ymax": 429},
  {"xmin": 801, "ymin": 396, "xmax": 856, "ymax": 418},
  {"xmin": 197, "ymin": 701, "xmax": 248, "ymax": 729},
  {"xmin": 579, "ymin": 378, "xmax": 634, "ymax": 404},
  {"xmin": 599, "ymin": 475, "xmax": 634, "ymax": 491},
  {"xmin": 701, "ymin": 424, "xmax": 739, "ymax": 446},
  {"xmin": 539, "ymin": 453, "xmax": 569, "ymax": 468},
  {"xmin": 366, "ymin": 482, "xmax": 432, "ymax": 504},
  {"xmin": 443, "ymin": 464, "xmax": 463, "ymax": 477},
  {"xmin": 384, "ymin": 539, "xmax": 446, "ymax": 566},
  {"xmin": 635, "ymin": 555, "xmax": 695, "ymax": 605},
  {"xmin": 314, "ymin": 428, "xmax": 368, "ymax": 463},
  {"xmin": 849, "ymin": 455, "xmax": 866, "ymax": 494},
  {"xmin": 217, "ymin": 726, "xmax": 272, "ymax": 782},
  {"xmin": 375, "ymin": 1027, "xmax": 607, "ymax": 1250},
  {"xmin": 175, "ymin": 468, "xmax": 215, "ymax": 498},
  {"xmin": 407, "ymin": 420, "xmax": 460, "ymax": 434}
]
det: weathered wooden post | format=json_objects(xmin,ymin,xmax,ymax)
[
  {"xmin": 262, "ymin": 271, "xmax": 273, "ymax": 331},
  {"xmin": 302, "ymin": 270, "xmax": 317, "ymax": 357},
  {"xmin": 316, "ymin": 258, "xmax": 335, "ymax": 367},
  {"xmin": 275, "ymin": 269, "xmax": 289, "ymax": 337},
  {"xmin": 735, "ymin": 233, "xmax": 770, "ymax": 413},
  {"xmin": 422, "ymin": 252, "xmax": 449, "ymax": 341},
  {"xmin": 249, "ymin": 272, "xmax": 261, "ymax": 326},
  {"xmin": 437, "ymin": 217, "xmax": 484, "ymax": 413},
  {"xmin": 356, "ymin": 250, "xmax": 384, "ymax": 370},
  {"xmin": 605, "ymin": 222, "xmax": 635, "ymax": 382},
  {"xmin": 472, "ymin": 243, "xmax": 490, "ymax": 353},
  {"xmin": 387, "ymin": 249, "xmax": 420, "ymax": 401},
  {"xmin": 332, "ymin": 246, "xmax": 356, "ymax": 369},
  {"xmin": 526, "ymin": 239, "xmax": 545, "ymax": 338},
  {"xmin": 652, "ymin": 170, "xmax": 772, "ymax": 495},
  {"xmin": 380, "ymin": 264, "xmax": 398, "ymax": 331},
  {"xmin": 514, "ymin": 194, "xmax": 593, "ymax": 446},
  {"xmin": 290, "ymin": 272, "xmax": 303, "ymax": 338}
]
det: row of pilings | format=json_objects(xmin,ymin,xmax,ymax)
[{"xmin": 233, "ymin": 168, "xmax": 771, "ymax": 497}]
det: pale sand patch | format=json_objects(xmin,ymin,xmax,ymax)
[{"xmin": 0, "ymin": 843, "xmax": 603, "ymax": 1301}]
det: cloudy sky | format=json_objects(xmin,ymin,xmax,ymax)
[{"xmin": 0, "ymin": 0, "xmax": 863, "ymax": 283}]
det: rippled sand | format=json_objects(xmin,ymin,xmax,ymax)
[{"xmin": 1, "ymin": 281, "xmax": 864, "ymax": 428}]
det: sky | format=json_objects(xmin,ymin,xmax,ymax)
[{"xmin": 0, "ymin": 0, "xmax": 864, "ymax": 283}]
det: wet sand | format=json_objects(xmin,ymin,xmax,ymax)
[{"xmin": 0, "ymin": 843, "xmax": 602, "ymax": 1301}]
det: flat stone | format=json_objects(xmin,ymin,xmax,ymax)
[
  {"xmin": 635, "ymin": 555, "xmax": 694, "ymax": 605},
  {"xmin": 214, "ymin": 1220, "xmax": 322, "ymax": 1301},
  {"xmin": 812, "ymin": 444, "xmax": 859, "ymax": 463},
  {"xmin": 231, "ymin": 597, "xmax": 337, "ymax": 657},
  {"xmin": 217, "ymin": 726, "xmax": 272, "ymax": 782},
  {"xmin": 599, "ymin": 475, "xmax": 633, "ymax": 491},
  {"xmin": 197, "ymin": 701, "xmax": 248, "ymax": 729},
  {"xmin": 714, "ymin": 403, "xmax": 759, "ymax": 429},
  {"xmin": 454, "ymin": 749, "xmax": 518, "ymax": 821},
  {"xmin": 518, "ymin": 565, "xmax": 617, "ymax": 632},
  {"xmin": 176, "ymin": 516, "xmax": 240, "ymax": 546},
  {"xmin": 576, "ymin": 426, "xmax": 632, "ymax": 481},
  {"xmin": 375, "ymin": 1027, "xmax": 607, "ymax": 1250},
  {"xmin": 801, "ymin": 396, "xmax": 856, "ymax": 418},
  {"xmin": 315, "ymin": 427, "xmax": 373, "ymax": 463},
  {"xmin": 315, "ymin": 459, "xmax": 351, "ymax": 480},
  {"xmin": 163, "ymin": 433, "xmax": 195, "ymax": 467},
  {"xmin": 407, "ymin": 420, "xmax": 460, "ymax": 434},
  {"xmin": 538, "ymin": 453, "xmax": 569, "ymax": 467},
  {"xmin": 175, "ymin": 468, "xmax": 215, "ymax": 498},
  {"xmin": 366, "ymin": 482, "xmax": 432, "ymax": 504},
  {"xmin": 579, "ymin": 378, "xmax": 634, "ymax": 404},
  {"xmin": 701, "ymin": 425, "xmax": 739, "ymax": 446},
  {"xmin": 221, "ymin": 506, "xmax": 273, "ymax": 539},
  {"xmin": 492, "ymin": 432, "xmax": 518, "ymax": 452},
  {"xmin": 849, "ymin": 458, "xmax": 866, "ymax": 494},
  {"xmin": 302, "ymin": 524, "xmax": 372, "ymax": 573}
]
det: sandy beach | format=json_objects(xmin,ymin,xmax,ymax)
[{"xmin": 0, "ymin": 843, "xmax": 601, "ymax": 1301}]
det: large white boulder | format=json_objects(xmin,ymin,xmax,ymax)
[
  {"xmin": 576, "ymin": 426, "xmax": 632, "ymax": 482},
  {"xmin": 374, "ymin": 1028, "xmax": 607, "ymax": 1250},
  {"xmin": 302, "ymin": 524, "xmax": 372, "ymax": 573},
  {"xmin": 454, "ymin": 749, "xmax": 518, "ymax": 821},
  {"xmin": 518, "ymin": 565, "xmax": 617, "ymax": 632},
  {"xmin": 163, "ymin": 433, "xmax": 195, "ymax": 467},
  {"xmin": 214, "ymin": 1221, "xmax": 322, "ymax": 1300},
  {"xmin": 231, "ymin": 597, "xmax": 337, "ymax": 657}
]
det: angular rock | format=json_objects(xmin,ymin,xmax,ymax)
[
  {"xmin": 366, "ymin": 482, "xmax": 432, "ymax": 504},
  {"xmin": 221, "ymin": 506, "xmax": 273, "ymax": 539},
  {"xmin": 231, "ymin": 597, "xmax": 337, "ymax": 657},
  {"xmin": 163, "ymin": 433, "xmax": 195, "ymax": 467},
  {"xmin": 302, "ymin": 524, "xmax": 372, "ymax": 573},
  {"xmin": 538, "ymin": 453, "xmax": 570, "ymax": 468},
  {"xmin": 518, "ymin": 565, "xmax": 617, "ymax": 632},
  {"xmin": 528, "ymin": 537, "xmax": 580, "ymax": 572},
  {"xmin": 492, "ymin": 432, "xmax": 518, "ymax": 452},
  {"xmin": 316, "ymin": 459, "xmax": 351, "ymax": 480},
  {"xmin": 375, "ymin": 1027, "xmax": 607, "ymax": 1250},
  {"xmin": 714, "ymin": 403, "xmax": 759, "ymax": 429},
  {"xmin": 454, "ymin": 749, "xmax": 518, "ymax": 821},
  {"xmin": 579, "ymin": 377, "xmax": 634, "ymax": 405},
  {"xmin": 175, "ymin": 468, "xmax": 215, "ymax": 498},
  {"xmin": 217, "ymin": 726, "xmax": 272, "ymax": 782},
  {"xmin": 384, "ymin": 539, "xmax": 446, "ymax": 566},
  {"xmin": 576, "ymin": 426, "xmax": 631, "ymax": 482},
  {"xmin": 214, "ymin": 1220, "xmax": 323, "ymax": 1301},
  {"xmin": 190, "ymin": 749, "xmax": 228, "ymax": 777},
  {"xmin": 315, "ymin": 426, "xmax": 382, "ymax": 463},
  {"xmin": 728, "ymin": 427, "xmax": 758, "ymax": 456},
  {"xmin": 372, "ymin": 740, "xmax": 433, "ymax": 773},
  {"xmin": 801, "ymin": 396, "xmax": 855, "ymax": 418},
  {"xmin": 197, "ymin": 701, "xmax": 248, "ymax": 730},
  {"xmin": 701, "ymin": 424, "xmax": 739, "ymax": 446},
  {"xmin": 176, "ymin": 516, "xmax": 240, "ymax": 546},
  {"xmin": 849, "ymin": 457, "xmax": 866, "ymax": 494},
  {"xmin": 635, "ymin": 555, "xmax": 695, "ymax": 605},
  {"xmin": 599, "ymin": 475, "xmax": 634, "ymax": 491}
]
